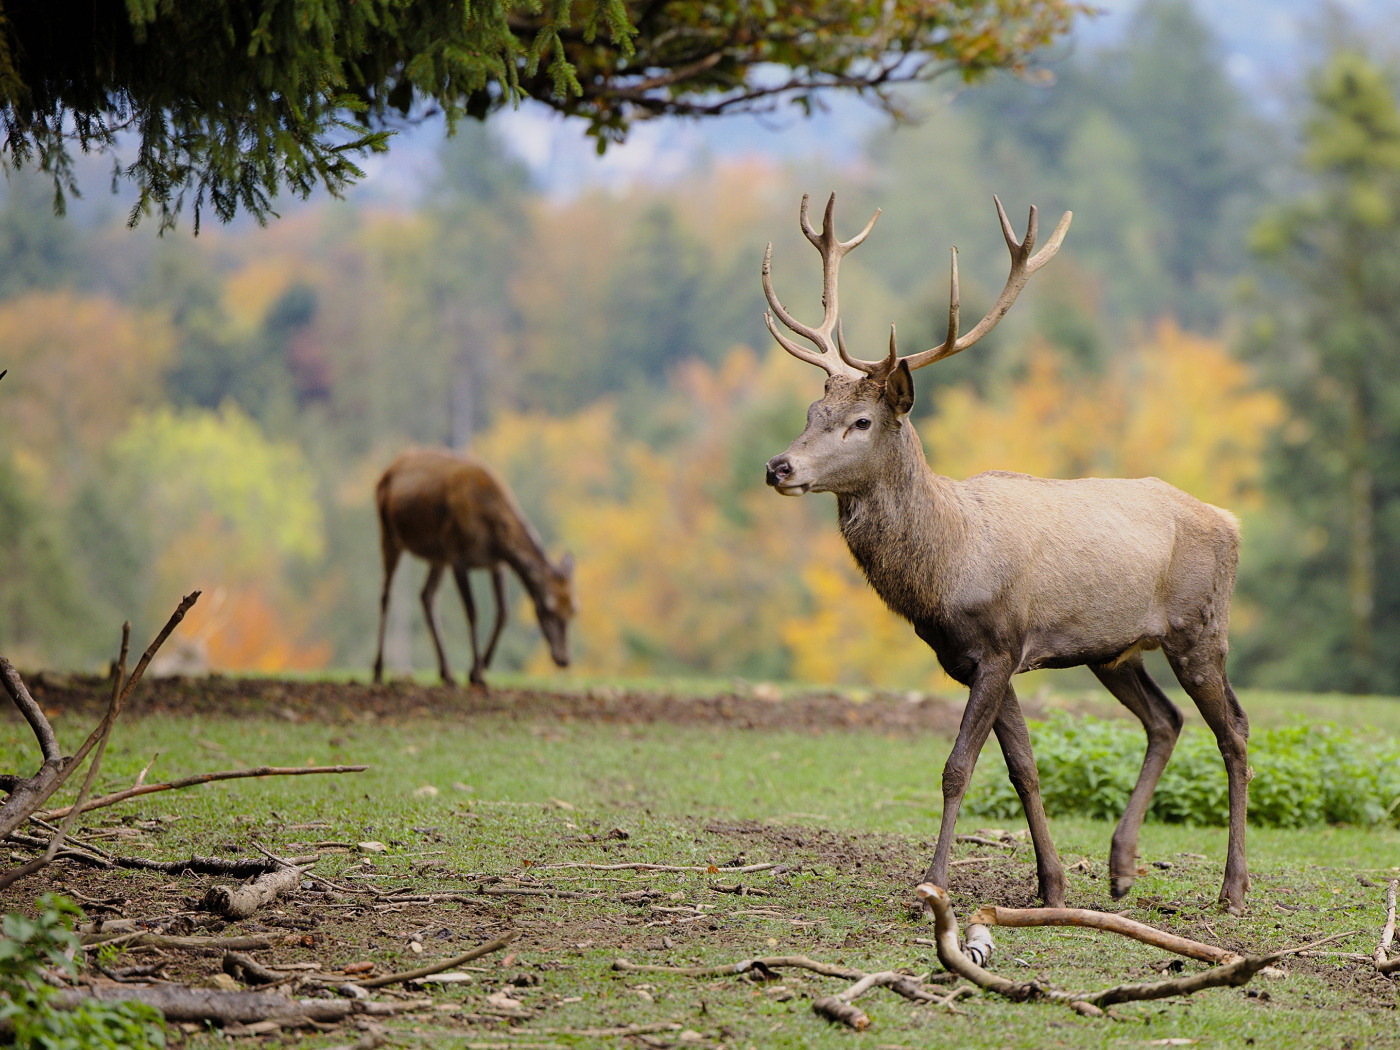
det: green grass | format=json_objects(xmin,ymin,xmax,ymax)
[{"xmin": 4, "ymin": 687, "xmax": 1399, "ymax": 1048}]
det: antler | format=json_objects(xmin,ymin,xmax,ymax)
[
  {"xmin": 763, "ymin": 192, "xmax": 881, "ymax": 377},
  {"xmin": 893, "ymin": 196, "xmax": 1072, "ymax": 372}
]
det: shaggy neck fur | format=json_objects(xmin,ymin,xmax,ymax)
[{"xmin": 835, "ymin": 420, "xmax": 969, "ymax": 626}]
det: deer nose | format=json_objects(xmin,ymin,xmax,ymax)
[{"xmin": 766, "ymin": 455, "xmax": 793, "ymax": 487}]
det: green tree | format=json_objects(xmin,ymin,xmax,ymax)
[
  {"xmin": 1237, "ymin": 48, "xmax": 1400, "ymax": 692},
  {"xmin": 953, "ymin": 0, "xmax": 1269, "ymax": 330},
  {"xmin": 0, "ymin": 1, "xmax": 1084, "ymax": 230}
]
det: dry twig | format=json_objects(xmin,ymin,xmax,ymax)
[
  {"xmin": 539, "ymin": 861, "xmax": 775, "ymax": 874},
  {"xmin": 37, "ymin": 764, "xmax": 368, "ymax": 822},
  {"xmin": 1378, "ymin": 880, "xmax": 1399, "ymax": 975},
  {"xmin": 918, "ymin": 883, "xmax": 1280, "ymax": 1014},
  {"xmin": 970, "ymin": 904, "xmax": 1242, "ymax": 965},
  {"xmin": 0, "ymin": 593, "xmax": 198, "ymax": 843},
  {"xmin": 344, "ymin": 933, "xmax": 517, "ymax": 989},
  {"xmin": 613, "ymin": 955, "xmax": 863, "ymax": 980}
]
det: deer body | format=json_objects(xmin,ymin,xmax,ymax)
[
  {"xmin": 762, "ymin": 194, "xmax": 1250, "ymax": 913},
  {"xmin": 373, "ymin": 448, "xmax": 575, "ymax": 688}
]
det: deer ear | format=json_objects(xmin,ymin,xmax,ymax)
[
  {"xmin": 559, "ymin": 552, "xmax": 575, "ymax": 578},
  {"xmin": 884, "ymin": 359, "xmax": 914, "ymax": 416}
]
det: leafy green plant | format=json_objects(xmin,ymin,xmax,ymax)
[
  {"xmin": 968, "ymin": 714, "xmax": 1400, "ymax": 828},
  {"xmin": 0, "ymin": 894, "xmax": 165, "ymax": 1050}
]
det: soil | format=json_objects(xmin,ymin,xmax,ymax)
[
  {"xmin": 19, "ymin": 670, "xmax": 995, "ymax": 733},
  {"xmin": 7, "ymin": 676, "xmax": 1397, "ymax": 1039}
]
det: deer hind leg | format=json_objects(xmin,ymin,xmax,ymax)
[
  {"xmin": 992, "ymin": 686, "xmax": 1066, "ymax": 906},
  {"xmin": 451, "ymin": 566, "xmax": 486, "ymax": 688},
  {"xmin": 1164, "ymin": 636, "xmax": 1249, "ymax": 914},
  {"xmin": 479, "ymin": 565, "xmax": 508, "ymax": 671},
  {"xmin": 372, "ymin": 543, "xmax": 402, "ymax": 685},
  {"xmin": 1091, "ymin": 655, "xmax": 1183, "ymax": 899},
  {"xmin": 421, "ymin": 564, "xmax": 455, "ymax": 686},
  {"xmin": 923, "ymin": 655, "xmax": 1014, "ymax": 893}
]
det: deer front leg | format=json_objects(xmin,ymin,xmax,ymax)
[
  {"xmin": 480, "ymin": 565, "xmax": 508, "ymax": 671},
  {"xmin": 992, "ymin": 687, "xmax": 1066, "ymax": 907},
  {"xmin": 922, "ymin": 656, "xmax": 1013, "ymax": 892}
]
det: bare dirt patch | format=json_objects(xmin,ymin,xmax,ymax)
[{"xmin": 18, "ymin": 672, "xmax": 995, "ymax": 733}]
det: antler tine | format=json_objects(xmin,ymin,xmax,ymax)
[
  {"xmin": 898, "ymin": 197, "xmax": 1072, "ymax": 371},
  {"xmin": 763, "ymin": 241, "xmax": 833, "ymax": 362},
  {"xmin": 764, "ymin": 193, "xmax": 882, "ymax": 376},
  {"xmin": 765, "ymin": 310, "xmax": 837, "ymax": 375}
]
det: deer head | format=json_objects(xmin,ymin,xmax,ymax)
[
  {"xmin": 763, "ymin": 193, "xmax": 1071, "ymax": 497},
  {"xmin": 533, "ymin": 552, "xmax": 576, "ymax": 667}
]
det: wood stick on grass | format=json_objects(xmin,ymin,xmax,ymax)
[
  {"xmin": 540, "ymin": 861, "xmax": 775, "ymax": 874},
  {"xmin": 203, "ymin": 863, "xmax": 307, "ymax": 920},
  {"xmin": 43, "ymin": 984, "xmax": 430, "ymax": 1026},
  {"xmin": 1378, "ymin": 880, "xmax": 1399, "ymax": 974},
  {"xmin": 970, "ymin": 903, "xmax": 1242, "ymax": 965},
  {"xmin": 82, "ymin": 931, "xmax": 299, "ymax": 950},
  {"xmin": 345, "ymin": 932, "xmax": 518, "ymax": 989},
  {"xmin": 38, "ymin": 763, "xmax": 368, "ymax": 822},
  {"xmin": 918, "ymin": 882, "xmax": 1281, "ymax": 1014},
  {"xmin": 614, "ymin": 955, "xmax": 864, "ymax": 980}
]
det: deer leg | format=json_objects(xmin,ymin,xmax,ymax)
[
  {"xmin": 992, "ymin": 687, "xmax": 1066, "ymax": 906},
  {"xmin": 421, "ymin": 564, "xmax": 454, "ymax": 686},
  {"xmin": 1165, "ymin": 641, "xmax": 1249, "ymax": 914},
  {"xmin": 451, "ymin": 566, "xmax": 486, "ymax": 688},
  {"xmin": 1091, "ymin": 656, "xmax": 1183, "ymax": 899},
  {"xmin": 480, "ymin": 565, "xmax": 508, "ymax": 671},
  {"xmin": 923, "ymin": 656, "xmax": 1013, "ymax": 891},
  {"xmin": 372, "ymin": 546, "xmax": 401, "ymax": 685}
]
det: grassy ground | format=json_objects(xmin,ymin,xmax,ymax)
[{"xmin": 3, "ymin": 681, "xmax": 1398, "ymax": 1048}]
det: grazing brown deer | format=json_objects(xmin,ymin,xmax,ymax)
[
  {"xmin": 373, "ymin": 448, "xmax": 575, "ymax": 688},
  {"xmin": 762, "ymin": 194, "xmax": 1250, "ymax": 913}
]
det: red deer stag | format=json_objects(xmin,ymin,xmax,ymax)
[
  {"xmin": 373, "ymin": 448, "xmax": 575, "ymax": 688},
  {"xmin": 762, "ymin": 194, "xmax": 1249, "ymax": 913}
]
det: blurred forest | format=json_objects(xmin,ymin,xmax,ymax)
[{"xmin": 2, "ymin": 0, "xmax": 1399, "ymax": 694}]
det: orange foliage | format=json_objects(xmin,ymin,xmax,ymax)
[{"xmin": 178, "ymin": 584, "xmax": 332, "ymax": 672}]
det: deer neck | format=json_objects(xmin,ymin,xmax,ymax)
[
  {"xmin": 834, "ymin": 422, "xmax": 968, "ymax": 623},
  {"xmin": 500, "ymin": 515, "xmax": 555, "ymax": 599}
]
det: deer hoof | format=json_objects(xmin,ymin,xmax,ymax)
[{"xmin": 1110, "ymin": 875, "xmax": 1135, "ymax": 899}]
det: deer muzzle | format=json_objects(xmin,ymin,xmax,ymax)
[{"xmin": 765, "ymin": 454, "xmax": 807, "ymax": 496}]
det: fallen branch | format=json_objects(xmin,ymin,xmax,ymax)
[
  {"xmin": 539, "ymin": 861, "xmax": 775, "ymax": 874},
  {"xmin": 1379, "ymin": 880, "xmax": 1399, "ymax": 975},
  {"xmin": 970, "ymin": 904, "xmax": 1242, "ymax": 965},
  {"xmin": 82, "ymin": 931, "xmax": 297, "ymax": 950},
  {"xmin": 49, "ymin": 982, "xmax": 430, "ymax": 1026},
  {"xmin": 917, "ymin": 883, "xmax": 1279, "ymax": 1014},
  {"xmin": 811, "ymin": 969, "xmax": 970, "ymax": 1030},
  {"xmin": 613, "ymin": 955, "xmax": 864, "ymax": 980},
  {"xmin": 529, "ymin": 1022, "xmax": 682, "ymax": 1037},
  {"xmin": 37, "ymin": 764, "xmax": 368, "ymax": 822},
  {"xmin": 223, "ymin": 952, "xmax": 290, "ymax": 987},
  {"xmin": 204, "ymin": 863, "xmax": 307, "ymax": 920},
  {"xmin": 345, "ymin": 933, "xmax": 517, "ymax": 989}
]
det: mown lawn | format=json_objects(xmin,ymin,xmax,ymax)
[{"xmin": 2, "ymin": 680, "xmax": 1398, "ymax": 1048}]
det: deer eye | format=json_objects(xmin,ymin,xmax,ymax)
[{"xmin": 853, "ymin": 418, "xmax": 872, "ymax": 430}]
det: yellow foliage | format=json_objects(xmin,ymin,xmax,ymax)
[
  {"xmin": 0, "ymin": 291, "xmax": 174, "ymax": 491},
  {"xmin": 923, "ymin": 321, "xmax": 1285, "ymax": 510}
]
